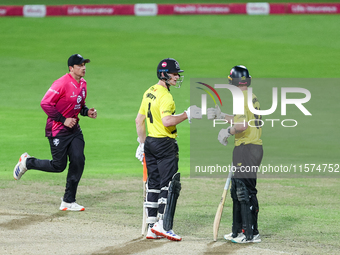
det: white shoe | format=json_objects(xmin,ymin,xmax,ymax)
[
  {"xmin": 231, "ymin": 233, "xmax": 261, "ymax": 243},
  {"xmin": 59, "ymin": 198, "xmax": 85, "ymax": 211},
  {"xmin": 13, "ymin": 152, "xmax": 30, "ymax": 180},
  {"xmin": 146, "ymin": 225, "xmax": 165, "ymax": 239},
  {"xmin": 151, "ymin": 220, "xmax": 182, "ymax": 241},
  {"xmin": 224, "ymin": 232, "xmax": 242, "ymax": 241}
]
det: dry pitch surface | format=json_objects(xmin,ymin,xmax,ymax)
[{"xmin": 0, "ymin": 177, "xmax": 331, "ymax": 255}]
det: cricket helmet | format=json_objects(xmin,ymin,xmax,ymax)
[
  {"xmin": 228, "ymin": 65, "xmax": 251, "ymax": 87},
  {"xmin": 157, "ymin": 58, "xmax": 184, "ymax": 88}
]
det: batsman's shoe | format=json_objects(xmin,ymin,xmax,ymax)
[
  {"xmin": 59, "ymin": 199, "xmax": 85, "ymax": 211},
  {"xmin": 13, "ymin": 152, "xmax": 30, "ymax": 180},
  {"xmin": 231, "ymin": 233, "xmax": 261, "ymax": 243},
  {"xmin": 151, "ymin": 221, "xmax": 182, "ymax": 241},
  {"xmin": 146, "ymin": 226, "xmax": 165, "ymax": 239},
  {"xmin": 163, "ymin": 230, "xmax": 182, "ymax": 242},
  {"xmin": 224, "ymin": 232, "xmax": 242, "ymax": 241}
]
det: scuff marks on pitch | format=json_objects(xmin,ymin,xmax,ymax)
[
  {"xmin": 0, "ymin": 211, "xmax": 67, "ymax": 230},
  {"xmin": 91, "ymin": 236, "xmax": 166, "ymax": 255}
]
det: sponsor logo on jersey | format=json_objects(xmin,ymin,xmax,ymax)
[
  {"xmin": 146, "ymin": 93, "xmax": 156, "ymax": 100},
  {"xmin": 49, "ymin": 88, "xmax": 59, "ymax": 94}
]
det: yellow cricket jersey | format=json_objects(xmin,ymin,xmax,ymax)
[
  {"xmin": 138, "ymin": 84, "xmax": 177, "ymax": 138},
  {"xmin": 233, "ymin": 90, "xmax": 262, "ymax": 146}
]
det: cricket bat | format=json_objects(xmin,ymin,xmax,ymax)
[
  {"xmin": 213, "ymin": 170, "xmax": 233, "ymax": 241},
  {"xmin": 141, "ymin": 155, "xmax": 148, "ymax": 235}
]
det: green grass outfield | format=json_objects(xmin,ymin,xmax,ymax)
[{"xmin": 0, "ymin": 13, "xmax": 339, "ymax": 253}]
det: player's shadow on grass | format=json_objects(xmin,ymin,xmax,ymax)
[
  {"xmin": 91, "ymin": 236, "xmax": 166, "ymax": 255},
  {"xmin": 0, "ymin": 211, "xmax": 68, "ymax": 230}
]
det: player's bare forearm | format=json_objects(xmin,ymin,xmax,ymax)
[
  {"xmin": 136, "ymin": 113, "xmax": 146, "ymax": 143},
  {"xmin": 230, "ymin": 122, "xmax": 248, "ymax": 135},
  {"xmin": 222, "ymin": 115, "xmax": 248, "ymax": 135},
  {"xmin": 162, "ymin": 112, "xmax": 187, "ymax": 127},
  {"xmin": 137, "ymin": 125, "xmax": 146, "ymax": 143}
]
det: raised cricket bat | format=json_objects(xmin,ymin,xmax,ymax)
[
  {"xmin": 213, "ymin": 170, "xmax": 233, "ymax": 241},
  {"xmin": 141, "ymin": 155, "xmax": 148, "ymax": 235}
]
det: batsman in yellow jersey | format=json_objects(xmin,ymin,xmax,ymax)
[
  {"xmin": 208, "ymin": 65, "xmax": 263, "ymax": 244},
  {"xmin": 135, "ymin": 58, "xmax": 201, "ymax": 241}
]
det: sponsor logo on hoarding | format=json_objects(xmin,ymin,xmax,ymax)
[
  {"xmin": 68, "ymin": 6, "xmax": 114, "ymax": 15},
  {"xmin": 134, "ymin": 4, "xmax": 157, "ymax": 16},
  {"xmin": 246, "ymin": 3, "xmax": 270, "ymax": 15},
  {"xmin": 291, "ymin": 4, "xmax": 338, "ymax": 13},
  {"xmin": 174, "ymin": 5, "xmax": 196, "ymax": 13},
  {"xmin": 174, "ymin": 5, "xmax": 230, "ymax": 14},
  {"xmin": 0, "ymin": 9, "xmax": 7, "ymax": 15},
  {"xmin": 23, "ymin": 5, "xmax": 46, "ymax": 17}
]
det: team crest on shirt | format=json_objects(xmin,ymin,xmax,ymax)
[
  {"xmin": 77, "ymin": 95, "xmax": 82, "ymax": 103},
  {"xmin": 53, "ymin": 139, "xmax": 59, "ymax": 146}
]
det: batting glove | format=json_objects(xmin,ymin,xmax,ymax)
[
  {"xmin": 207, "ymin": 105, "xmax": 226, "ymax": 120},
  {"xmin": 136, "ymin": 138, "xmax": 144, "ymax": 164},
  {"xmin": 185, "ymin": 105, "xmax": 202, "ymax": 124},
  {"xmin": 218, "ymin": 127, "xmax": 233, "ymax": 146}
]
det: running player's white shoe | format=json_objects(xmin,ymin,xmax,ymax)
[
  {"xmin": 13, "ymin": 152, "xmax": 30, "ymax": 180},
  {"xmin": 151, "ymin": 220, "xmax": 182, "ymax": 241},
  {"xmin": 231, "ymin": 233, "xmax": 261, "ymax": 243},
  {"xmin": 59, "ymin": 199, "xmax": 85, "ymax": 211}
]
